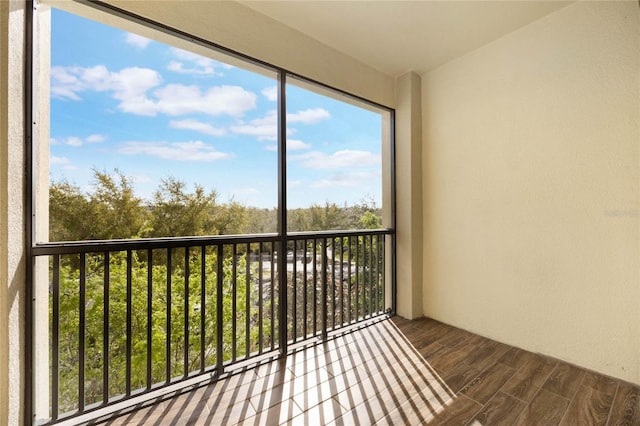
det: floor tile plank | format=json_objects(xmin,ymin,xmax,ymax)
[
  {"xmin": 514, "ymin": 388, "xmax": 570, "ymax": 425},
  {"xmin": 542, "ymin": 362, "xmax": 586, "ymax": 399},
  {"xmin": 582, "ymin": 371, "xmax": 619, "ymax": 395},
  {"xmin": 560, "ymin": 385, "xmax": 614, "ymax": 426},
  {"xmin": 460, "ymin": 362, "xmax": 517, "ymax": 404},
  {"xmin": 470, "ymin": 391, "xmax": 527, "ymax": 425},
  {"xmin": 502, "ymin": 355, "xmax": 556, "ymax": 402},
  {"xmin": 607, "ymin": 383, "xmax": 640, "ymax": 426}
]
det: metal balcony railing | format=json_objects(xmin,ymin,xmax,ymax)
[{"xmin": 31, "ymin": 229, "xmax": 394, "ymax": 424}]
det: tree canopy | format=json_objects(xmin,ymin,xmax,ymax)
[{"xmin": 49, "ymin": 169, "xmax": 383, "ymax": 242}]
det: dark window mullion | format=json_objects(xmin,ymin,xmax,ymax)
[{"xmin": 277, "ymin": 71, "xmax": 288, "ymax": 353}]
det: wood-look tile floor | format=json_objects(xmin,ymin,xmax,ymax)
[{"xmin": 101, "ymin": 317, "xmax": 640, "ymax": 425}]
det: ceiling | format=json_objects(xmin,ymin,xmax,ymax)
[{"xmin": 240, "ymin": 1, "xmax": 573, "ymax": 76}]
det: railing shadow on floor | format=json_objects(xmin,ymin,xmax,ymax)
[{"xmin": 89, "ymin": 317, "xmax": 462, "ymax": 425}]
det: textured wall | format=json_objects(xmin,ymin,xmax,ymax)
[
  {"xmin": 422, "ymin": 1, "xmax": 639, "ymax": 384},
  {"xmin": 395, "ymin": 72, "xmax": 424, "ymax": 319},
  {"xmin": 0, "ymin": 1, "xmax": 26, "ymax": 424}
]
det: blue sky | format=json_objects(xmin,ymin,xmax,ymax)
[{"xmin": 50, "ymin": 8, "xmax": 383, "ymax": 209}]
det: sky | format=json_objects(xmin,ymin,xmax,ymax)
[{"xmin": 50, "ymin": 8, "xmax": 384, "ymax": 209}]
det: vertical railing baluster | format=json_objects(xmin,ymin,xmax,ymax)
[
  {"xmin": 381, "ymin": 235, "xmax": 386, "ymax": 312},
  {"xmin": 126, "ymin": 250, "xmax": 132, "ymax": 396},
  {"xmin": 313, "ymin": 240, "xmax": 317, "ymax": 336},
  {"xmin": 365, "ymin": 236, "xmax": 370, "ymax": 317},
  {"xmin": 103, "ymin": 252, "xmax": 110, "ymax": 404},
  {"xmin": 381, "ymin": 235, "xmax": 386, "ymax": 313},
  {"xmin": 216, "ymin": 245, "xmax": 224, "ymax": 373},
  {"xmin": 365, "ymin": 236, "xmax": 370, "ymax": 318},
  {"xmin": 245, "ymin": 243, "xmax": 251, "ymax": 357},
  {"xmin": 270, "ymin": 242, "xmax": 275, "ymax": 350},
  {"xmin": 52, "ymin": 254, "xmax": 60, "ymax": 420},
  {"xmin": 372, "ymin": 236, "xmax": 377, "ymax": 315},
  {"xmin": 347, "ymin": 237, "xmax": 352, "ymax": 324},
  {"xmin": 330, "ymin": 238, "xmax": 335, "ymax": 330},
  {"xmin": 200, "ymin": 246, "xmax": 206, "ymax": 372},
  {"xmin": 321, "ymin": 238, "xmax": 328, "ymax": 339},
  {"xmin": 232, "ymin": 244, "xmax": 237, "ymax": 362},
  {"xmin": 370, "ymin": 235, "xmax": 374, "ymax": 316},
  {"xmin": 355, "ymin": 237, "xmax": 360, "ymax": 321},
  {"xmin": 338, "ymin": 237, "xmax": 344, "ymax": 326},
  {"xmin": 292, "ymin": 240, "xmax": 297, "ymax": 342},
  {"xmin": 147, "ymin": 249, "xmax": 152, "ymax": 389},
  {"xmin": 258, "ymin": 242, "xmax": 264, "ymax": 354},
  {"xmin": 375, "ymin": 235, "xmax": 380, "ymax": 314},
  {"xmin": 79, "ymin": 253, "xmax": 86, "ymax": 411},
  {"xmin": 184, "ymin": 247, "xmax": 190, "ymax": 377},
  {"xmin": 166, "ymin": 249, "xmax": 172, "ymax": 383},
  {"xmin": 363, "ymin": 237, "xmax": 368, "ymax": 318},
  {"xmin": 303, "ymin": 239, "xmax": 308, "ymax": 339},
  {"xmin": 369, "ymin": 235, "xmax": 374, "ymax": 317}
]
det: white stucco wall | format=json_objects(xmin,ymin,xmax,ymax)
[
  {"xmin": 422, "ymin": 1, "xmax": 640, "ymax": 384},
  {"xmin": 0, "ymin": 1, "xmax": 27, "ymax": 424},
  {"xmin": 395, "ymin": 72, "xmax": 423, "ymax": 319}
]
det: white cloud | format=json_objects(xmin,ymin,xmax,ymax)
[
  {"xmin": 169, "ymin": 119, "xmax": 226, "ymax": 136},
  {"xmin": 291, "ymin": 150, "xmax": 380, "ymax": 169},
  {"xmin": 287, "ymin": 108, "xmax": 330, "ymax": 124},
  {"xmin": 167, "ymin": 60, "xmax": 216, "ymax": 76},
  {"xmin": 53, "ymin": 134, "xmax": 107, "ymax": 147},
  {"xmin": 262, "ymin": 86, "xmax": 278, "ymax": 101},
  {"xmin": 231, "ymin": 109, "xmax": 300, "ymax": 141},
  {"xmin": 85, "ymin": 134, "xmax": 107, "ymax": 143},
  {"xmin": 50, "ymin": 156, "xmax": 70, "ymax": 165},
  {"xmin": 231, "ymin": 110, "xmax": 278, "ymax": 141},
  {"xmin": 66, "ymin": 136, "xmax": 83, "ymax": 147},
  {"xmin": 311, "ymin": 171, "xmax": 380, "ymax": 188},
  {"xmin": 287, "ymin": 139, "xmax": 312, "ymax": 150},
  {"xmin": 125, "ymin": 33, "xmax": 152, "ymax": 49},
  {"xmin": 50, "ymin": 156, "xmax": 77, "ymax": 170},
  {"xmin": 51, "ymin": 65, "xmax": 256, "ymax": 117},
  {"xmin": 265, "ymin": 139, "xmax": 311, "ymax": 151},
  {"xmin": 151, "ymin": 84, "xmax": 256, "ymax": 117},
  {"xmin": 168, "ymin": 47, "xmax": 233, "ymax": 76},
  {"xmin": 51, "ymin": 65, "xmax": 162, "ymax": 106},
  {"xmin": 118, "ymin": 140, "xmax": 233, "ymax": 162}
]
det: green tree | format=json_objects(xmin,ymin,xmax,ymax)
[
  {"xmin": 307, "ymin": 202, "xmax": 345, "ymax": 231},
  {"xmin": 359, "ymin": 211, "xmax": 382, "ymax": 229},
  {"xmin": 49, "ymin": 180, "xmax": 93, "ymax": 241},
  {"xmin": 146, "ymin": 177, "xmax": 218, "ymax": 237},
  {"xmin": 213, "ymin": 200, "xmax": 247, "ymax": 235},
  {"xmin": 89, "ymin": 169, "xmax": 147, "ymax": 239},
  {"xmin": 49, "ymin": 169, "xmax": 146, "ymax": 241},
  {"xmin": 244, "ymin": 207, "xmax": 277, "ymax": 234}
]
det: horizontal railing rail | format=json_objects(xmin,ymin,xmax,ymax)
[
  {"xmin": 32, "ymin": 229, "xmax": 394, "ymax": 424},
  {"xmin": 32, "ymin": 229, "xmax": 392, "ymax": 255}
]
